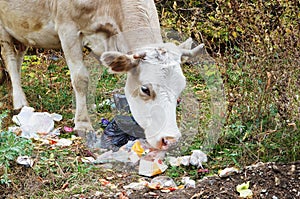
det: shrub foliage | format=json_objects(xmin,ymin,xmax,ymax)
[{"xmin": 156, "ymin": 0, "xmax": 300, "ymax": 164}]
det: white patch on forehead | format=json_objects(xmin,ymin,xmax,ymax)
[
  {"xmin": 135, "ymin": 46, "xmax": 186, "ymax": 99},
  {"xmin": 141, "ymin": 47, "xmax": 181, "ymax": 66}
]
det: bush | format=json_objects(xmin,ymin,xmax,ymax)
[{"xmin": 156, "ymin": 0, "xmax": 300, "ymax": 165}]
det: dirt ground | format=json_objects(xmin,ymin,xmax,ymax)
[
  {"xmin": 2, "ymin": 159, "xmax": 299, "ymax": 199},
  {"xmin": 66, "ymin": 160, "xmax": 299, "ymax": 199},
  {"xmin": 126, "ymin": 161, "xmax": 300, "ymax": 199}
]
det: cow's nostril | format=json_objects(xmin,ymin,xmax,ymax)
[
  {"xmin": 162, "ymin": 137, "xmax": 168, "ymax": 146},
  {"xmin": 160, "ymin": 136, "xmax": 177, "ymax": 150}
]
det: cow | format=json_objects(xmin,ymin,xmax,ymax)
[{"xmin": 0, "ymin": 0, "xmax": 204, "ymax": 150}]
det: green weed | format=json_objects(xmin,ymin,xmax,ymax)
[{"xmin": 0, "ymin": 111, "xmax": 33, "ymax": 185}]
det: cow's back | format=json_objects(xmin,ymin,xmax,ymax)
[
  {"xmin": 0, "ymin": 0, "xmax": 162, "ymax": 52},
  {"xmin": 0, "ymin": 0, "xmax": 61, "ymax": 48}
]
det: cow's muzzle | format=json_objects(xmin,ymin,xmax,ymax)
[{"xmin": 158, "ymin": 136, "xmax": 178, "ymax": 150}]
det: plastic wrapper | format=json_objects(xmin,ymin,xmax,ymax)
[
  {"xmin": 167, "ymin": 150, "xmax": 207, "ymax": 168},
  {"xmin": 190, "ymin": 150, "xmax": 208, "ymax": 168},
  {"xmin": 180, "ymin": 156, "xmax": 191, "ymax": 166},
  {"xmin": 55, "ymin": 138, "xmax": 73, "ymax": 147},
  {"xmin": 95, "ymin": 140, "xmax": 145, "ymax": 164},
  {"xmin": 131, "ymin": 140, "xmax": 146, "ymax": 157},
  {"xmin": 16, "ymin": 156, "xmax": 34, "ymax": 167},
  {"xmin": 12, "ymin": 106, "xmax": 62, "ymax": 139},
  {"xmin": 123, "ymin": 179, "xmax": 149, "ymax": 190},
  {"xmin": 167, "ymin": 156, "xmax": 181, "ymax": 167},
  {"xmin": 113, "ymin": 93, "xmax": 130, "ymax": 113}
]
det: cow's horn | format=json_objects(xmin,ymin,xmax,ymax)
[{"xmin": 181, "ymin": 43, "xmax": 205, "ymax": 57}]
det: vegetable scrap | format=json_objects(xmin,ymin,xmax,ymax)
[{"xmin": 236, "ymin": 181, "xmax": 253, "ymax": 198}]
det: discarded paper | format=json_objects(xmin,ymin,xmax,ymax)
[
  {"xmin": 182, "ymin": 177, "xmax": 196, "ymax": 188},
  {"xmin": 138, "ymin": 158, "xmax": 168, "ymax": 177},
  {"xmin": 148, "ymin": 176, "xmax": 177, "ymax": 190},
  {"xmin": 218, "ymin": 167, "xmax": 240, "ymax": 177}
]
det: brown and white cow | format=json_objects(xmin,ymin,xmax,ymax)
[{"xmin": 0, "ymin": 0, "xmax": 204, "ymax": 149}]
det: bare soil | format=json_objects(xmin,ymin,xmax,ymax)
[{"xmin": 127, "ymin": 161, "xmax": 300, "ymax": 199}]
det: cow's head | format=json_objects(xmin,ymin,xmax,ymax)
[{"xmin": 100, "ymin": 39, "xmax": 204, "ymax": 150}]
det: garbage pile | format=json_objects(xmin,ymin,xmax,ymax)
[{"xmin": 9, "ymin": 93, "xmax": 209, "ymax": 186}]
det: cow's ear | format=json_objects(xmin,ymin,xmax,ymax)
[{"xmin": 100, "ymin": 51, "xmax": 141, "ymax": 73}]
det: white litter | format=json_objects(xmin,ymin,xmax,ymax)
[
  {"xmin": 12, "ymin": 106, "xmax": 62, "ymax": 139},
  {"xmin": 16, "ymin": 156, "xmax": 34, "ymax": 167},
  {"xmin": 167, "ymin": 150, "xmax": 207, "ymax": 168}
]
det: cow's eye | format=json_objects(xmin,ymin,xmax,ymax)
[{"xmin": 141, "ymin": 85, "xmax": 151, "ymax": 96}]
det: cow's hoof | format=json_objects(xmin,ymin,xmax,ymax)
[
  {"xmin": 74, "ymin": 129, "xmax": 86, "ymax": 138},
  {"xmin": 75, "ymin": 130, "xmax": 99, "ymax": 148},
  {"xmin": 85, "ymin": 131, "xmax": 98, "ymax": 148}
]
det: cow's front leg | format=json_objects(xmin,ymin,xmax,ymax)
[
  {"xmin": 57, "ymin": 26, "xmax": 94, "ymax": 134},
  {"xmin": 0, "ymin": 27, "xmax": 28, "ymax": 110}
]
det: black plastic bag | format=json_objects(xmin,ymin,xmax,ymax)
[{"xmin": 100, "ymin": 115, "xmax": 145, "ymax": 151}]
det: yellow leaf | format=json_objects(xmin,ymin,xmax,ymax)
[{"xmin": 232, "ymin": 31, "xmax": 238, "ymax": 38}]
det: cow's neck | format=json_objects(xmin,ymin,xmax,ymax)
[
  {"xmin": 116, "ymin": 0, "xmax": 163, "ymax": 51},
  {"xmin": 114, "ymin": 27, "xmax": 162, "ymax": 53}
]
